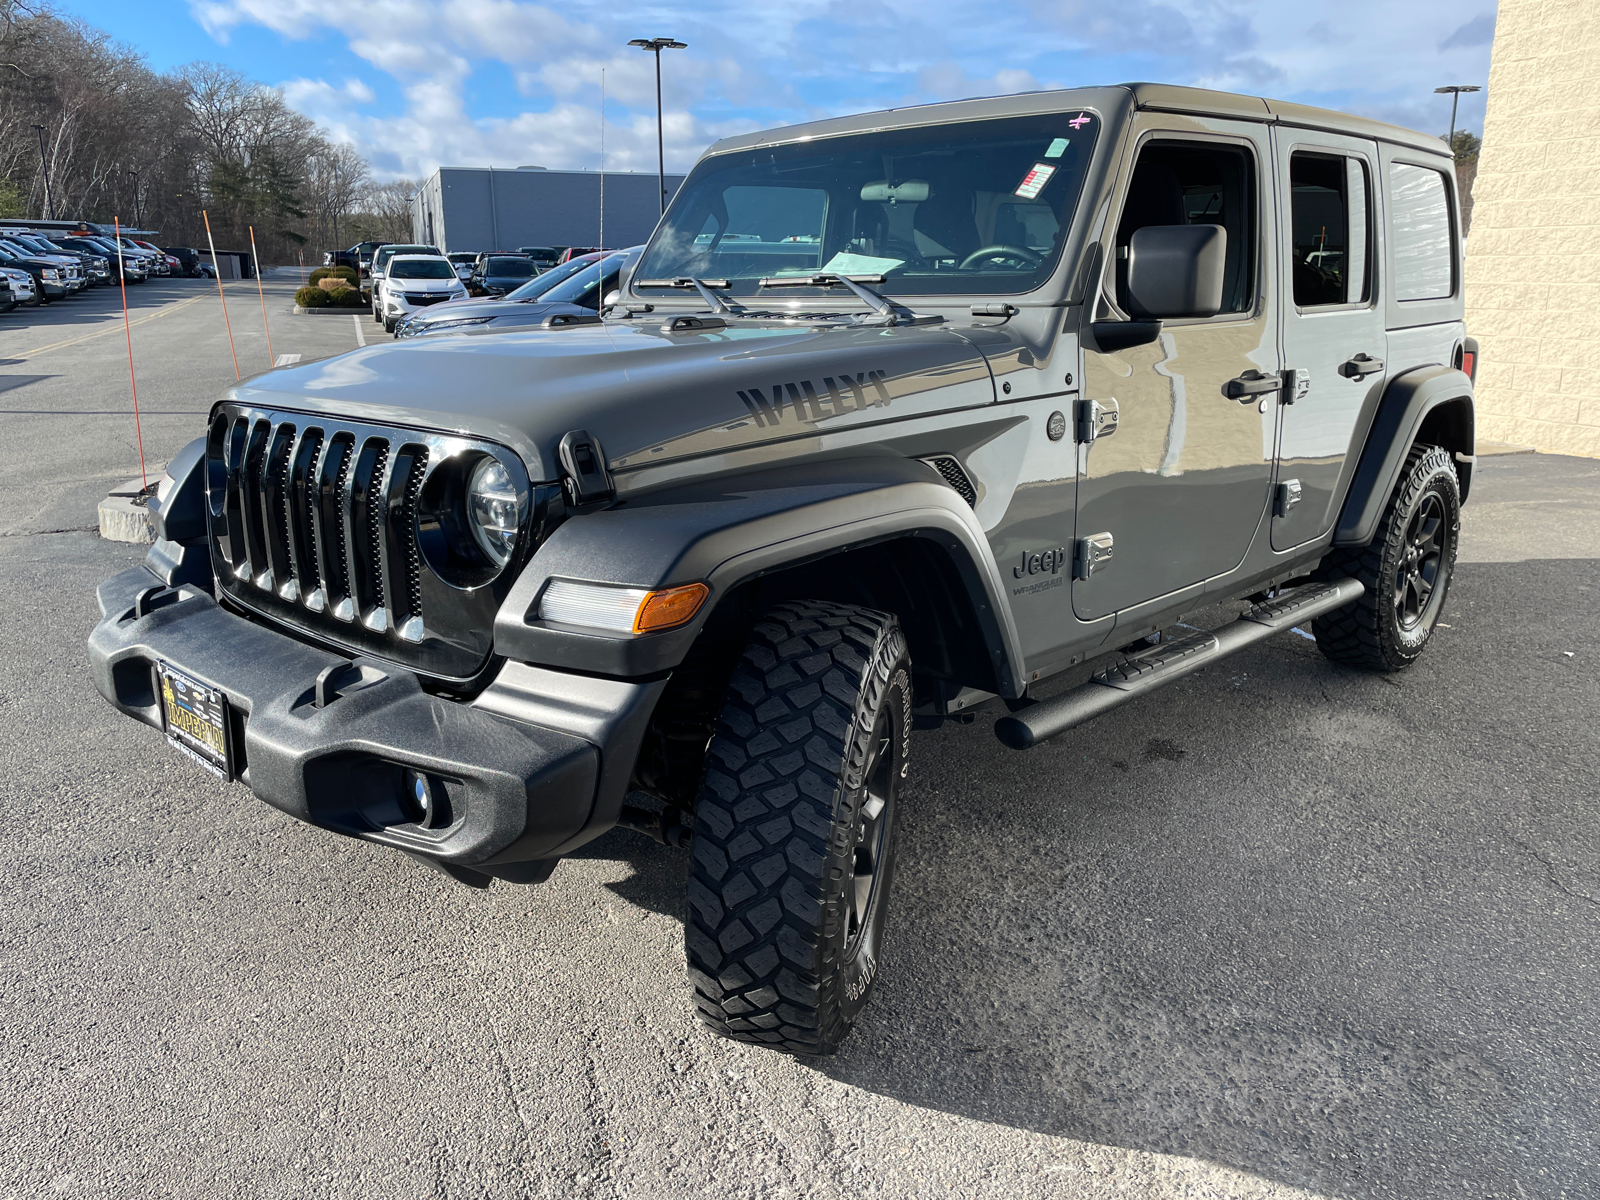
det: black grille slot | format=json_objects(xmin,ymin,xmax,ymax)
[{"xmin": 923, "ymin": 455, "xmax": 977, "ymax": 507}]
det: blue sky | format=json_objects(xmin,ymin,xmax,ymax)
[{"xmin": 61, "ymin": 0, "xmax": 1497, "ymax": 181}]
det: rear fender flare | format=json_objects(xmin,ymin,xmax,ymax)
[
  {"xmin": 1334, "ymin": 365, "xmax": 1474, "ymax": 546},
  {"xmin": 492, "ymin": 457, "xmax": 1025, "ymax": 696}
]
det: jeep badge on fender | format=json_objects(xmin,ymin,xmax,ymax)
[{"xmin": 88, "ymin": 83, "xmax": 1474, "ymax": 1057}]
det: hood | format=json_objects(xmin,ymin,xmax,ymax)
[{"xmin": 230, "ymin": 316, "xmax": 996, "ymax": 483}]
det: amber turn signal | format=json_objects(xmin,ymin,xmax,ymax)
[{"xmin": 634, "ymin": 582, "xmax": 710, "ymax": 634}]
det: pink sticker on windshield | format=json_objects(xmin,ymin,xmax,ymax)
[{"xmin": 1014, "ymin": 163, "xmax": 1056, "ymax": 200}]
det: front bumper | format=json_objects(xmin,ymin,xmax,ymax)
[{"xmin": 88, "ymin": 565, "xmax": 655, "ymax": 884}]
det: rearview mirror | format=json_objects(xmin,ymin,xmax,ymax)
[{"xmin": 1125, "ymin": 224, "xmax": 1226, "ymax": 319}]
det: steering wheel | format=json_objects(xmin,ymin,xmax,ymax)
[{"xmin": 959, "ymin": 244, "xmax": 1044, "ymax": 271}]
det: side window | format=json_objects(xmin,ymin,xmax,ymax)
[
  {"xmin": 1290, "ymin": 151, "xmax": 1372, "ymax": 307},
  {"xmin": 1116, "ymin": 140, "xmax": 1255, "ymax": 315},
  {"xmin": 1388, "ymin": 163, "xmax": 1454, "ymax": 301}
]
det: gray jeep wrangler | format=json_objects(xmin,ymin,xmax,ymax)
[{"xmin": 88, "ymin": 84, "xmax": 1476, "ymax": 1055}]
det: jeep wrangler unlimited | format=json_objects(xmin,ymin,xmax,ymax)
[{"xmin": 88, "ymin": 84, "xmax": 1476, "ymax": 1056}]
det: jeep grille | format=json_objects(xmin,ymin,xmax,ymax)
[{"xmin": 204, "ymin": 403, "xmax": 554, "ymax": 683}]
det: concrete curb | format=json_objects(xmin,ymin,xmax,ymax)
[
  {"xmin": 293, "ymin": 304, "xmax": 368, "ymax": 315},
  {"xmin": 99, "ymin": 478, "xmax": 156, "ymax": 544}
]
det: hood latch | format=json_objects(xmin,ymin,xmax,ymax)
[{"xmin": 558, "ymin": 430, "xmax": 615, "ymax": 505}]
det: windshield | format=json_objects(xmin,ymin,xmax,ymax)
[
  {"xmin": 390, "ymin": 258, "xmax": 455, "ymax": 280},
  {"xmin": 635, "ymin": 112, "xmax": 1098, "ymax": 299},
  {"xmin": 538, "ymin": 252, "xmax": 629, "ymax": 307},
  {"xmin": 486, "ymin": 257, "xmax": 535, "ymax": 278},
  {"xmin": 503, "ymin": 256, "xmax": 592, "ymax": 300}
]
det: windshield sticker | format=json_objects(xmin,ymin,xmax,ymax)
[
  {"xmin": 1045, "ymin": 137, "xmax": 1070, "ymax": 159},
  {"xmin": 1014, "ymin": 163, "xmax": 1056, "ymax": 200},
  {"xmin": 1068, "ymin": 112, "xmax": 1092, "ymax": 130},
  {"xmin": 738, "ymin": 370, "xmax": 892, "ymax": 428}
]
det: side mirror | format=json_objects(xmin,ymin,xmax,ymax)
[
  {"xmin": 1124, "ymin": 224, "xmax": 1226, "ymax": 319},
  {"xmin": 602, "ymin": 289, "xmax": 621, "ymax": 308}
]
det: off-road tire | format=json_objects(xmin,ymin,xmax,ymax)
[
  {"xmin": 1314, "ymin": 443, "xmax": 1460, "ymax": 671},
  {"xmin": 686, "ymin": 600, "xmax": 911, "ymax": 1056}
]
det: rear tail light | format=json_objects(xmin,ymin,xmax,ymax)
[{"xmin": 1460, "ymin": 350, "xmax": 1476, "ymax": 380}]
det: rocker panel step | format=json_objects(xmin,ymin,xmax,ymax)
[{"xmin": 994, "ymin": 578, "xmax": 1364, "ymax": 750}]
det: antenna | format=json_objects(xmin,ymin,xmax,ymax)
[{"xmin": 599, "ymin": 67, "xmax": 605, "ymax": 252}]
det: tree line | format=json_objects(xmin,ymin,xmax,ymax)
[{"xmin": 0, "ymin": 0, "xmax": 416, "ymax": 262}]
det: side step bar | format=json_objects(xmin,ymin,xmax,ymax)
[{"xmin": 994, "ymin": 578, "xmax": 1364, "ymax": 750}]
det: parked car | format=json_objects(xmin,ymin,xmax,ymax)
[
  {"xmin": 0, "ymin": 235, "xmax": 83, "ymax": 293},
  {"xmin": 446, "ymin": 252, "xmax": 478, "ymax": 281},
  {"xmin": 366, "ymin": 242, "xmax": 439, "ymax": 310},
  {"xmin": 0, "ymin": 275, "xmax": 14, "ymax": 313},
  {"xmin": 398, "ymin": 248, "xmax": 638, "ymax": 339},
  {"xmin": 1, "ymin": 262, "xmax": 38, "ymax": 305},
  {"xmin": 374, "ymin": 253, "xmax": 469, "ymax": 333},
  {"xmin": 0, "ymin": 245, "xmax": 69, "ymax": 301},
  {"xmin": 325, "ymin": 240, "xmax": 387, "ymax": 277},
  {"xmin": 516, "ymin": 245, "xmax": 559, "ymax": 269},
  {"xmin": 468, "ymin": 252, "xmax": 537, "ymax": 297},
  {"xmin": 59, "ymin": 237, "xmax": 146, "ymax": 283},
  {"xmin": 117, "ymin": 238, "xmax": 167, "ymax": 275},
  {"xmin": 556, "ymin": 246, "xmax": 607, "ymax": 263},
  {"xmin": 163, "ymin": 247, "xmax": 203, "ymax": 277},
  {"xmin": 85, "ymin": 83, "xmax": 1478, "ymax": 1059}
]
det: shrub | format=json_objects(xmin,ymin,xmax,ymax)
[
  {"xmin": 326, "ymin": 286, "xmax": 365, "ymax": 308},
  {"xmin": 308, "ymin": 265, "xmax": 357, "ymax": 286},
  {"xmin": 295, "ymin": 286, "xmax": 330, "ymax": 308}
]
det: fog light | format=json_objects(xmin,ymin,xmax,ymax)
[{"xmin": 401, "ymin": 768, "xmax": 433, "ymax": 825}]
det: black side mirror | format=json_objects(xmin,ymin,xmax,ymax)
[{"xmin": 1125, "ymin": 224, "xmax": 1226, "ymax": 319}]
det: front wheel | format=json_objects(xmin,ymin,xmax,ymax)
[
  {"xmin": 1314, "ymin": 443, "xmax": 1461, "ymax": 671},
  {"xmin": 686, "ymin": 600, "xmax": 911, "ymax": 1055}
]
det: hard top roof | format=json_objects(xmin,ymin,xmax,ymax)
[{"xmin": 703, "ymin": 83, "xmax": 1448, "ymax": 161}]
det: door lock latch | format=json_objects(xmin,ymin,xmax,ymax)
[
  {"xmin": 1075, "ymin": 398, "xmax": 1119, "ymax": 444},
  {"xmin": 1074, "ymin": 532, "xmax": 1114, "ymax": 579}
]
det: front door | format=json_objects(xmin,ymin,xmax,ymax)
[
  {"xmin": 1074, "ymin": 122, "xmax": 1279, "ymax": 621},
  {"xmin": 1271, "ymin": 130, "xmax": 1388, "ymax": 550}
]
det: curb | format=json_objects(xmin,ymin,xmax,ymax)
[
  {"xmin": 99, "ymin": 477, "xmax": 156, "ymax": 544},
  {"xmin": 294, "ymin": 304, "xmax": 368, "ymax": 315}
]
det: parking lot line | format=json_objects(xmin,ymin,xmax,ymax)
[
  {"xmin": 9, "ymin": 293, "xmax": 212, "ymax": 363},
  {"xmin": 352, "ymin": 314, "xmax": 366, "ymax": 348}
]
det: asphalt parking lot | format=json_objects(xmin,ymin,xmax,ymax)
[{"xmin": 2, "ymin": 279, "xmax": 1597, "ymax": 1200}]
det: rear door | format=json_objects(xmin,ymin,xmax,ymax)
[{"xmin": 1271, "ymin": 130, "xmax": 1387, "ymax": 550}]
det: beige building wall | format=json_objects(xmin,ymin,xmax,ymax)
[{"xmin": 1463, "ymin": 0, "xmax": 1600, "ymax": 458}]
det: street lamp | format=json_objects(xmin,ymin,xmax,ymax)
[
  {"xmin": 32, "ymin": 124, "xmax": 52, "ymax": 220},
  {"xmin": 1434, "ymin": 85, "xmax": 1482, "ymax": 157},
  {"xmin": 628, "ymin": 37, "xmax": 687, "ymax": 216}
]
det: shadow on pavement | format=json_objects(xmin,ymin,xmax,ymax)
[{"xmin": 582, "ymin": 555, "xmax": 1600, "ymax": 1200}]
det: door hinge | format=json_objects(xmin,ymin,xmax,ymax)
[
  {"xmin": 1285, "ymin": 368, "xmax": 1310, "ymax": 405},
  {"xmin": 1074, "ymin": 532, "xmax": 1114, "ymax": 579},
  {"xmin": 1075, "ymin": 398, "xmax": 1119, "ymax": 444},
  {"xmin": 1274, "ymin": 478, "xmax": 1302, "ymax": 517}
]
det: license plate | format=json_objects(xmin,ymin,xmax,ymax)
[{"xmin": 157, "ymin": 662, "xmax": 233, "ymax": 780}]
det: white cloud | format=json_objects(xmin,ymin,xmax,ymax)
[{"xmin": 192, "ymin": 0, "xmax": 1495, "ymax": 181}]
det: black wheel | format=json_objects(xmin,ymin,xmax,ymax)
[
  {"xmin": 382, "ymin": 315, "xmax": 396, "ymax": 334},
  {"xmin": 686, "ymin": 600, "xmax": 911, "ymax": 1055},
  {"xmin": 1313, "ymin": 443, "xmax": 1460, "ymax": 671}
]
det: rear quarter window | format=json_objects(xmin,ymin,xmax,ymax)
[{"xmin": 1388, "ymin": 163, "xmax": 1455, "ymax": 302}]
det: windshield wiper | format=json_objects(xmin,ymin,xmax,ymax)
[
  {"xmin": 633, "ymin": 277, "xmax": 744, "ymax": 314},
  {"xmin": 755, "ymin": 274, "xmax": 937, "ymax": 326}
]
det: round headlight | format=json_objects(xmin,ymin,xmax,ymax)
[{"xmin": 467, "ymin": 457, "xmax": 525, "ymax": 566}]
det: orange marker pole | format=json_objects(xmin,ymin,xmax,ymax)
[
  {"xmin": 113, "ymin": 216, "xmax": 148, "ymax": 490},
  {"xmin": 248, "ymin": 225, "xmax": 274, "ymax": 366},
  {"xmin": 202, "ymin": 210, "xmax": 240, "ymax": 380}
]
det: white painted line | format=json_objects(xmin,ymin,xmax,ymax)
[
  {"xmin": 352, "ymin": 314, "xmax": 367, "ymax": 348},
  {"xmin": 273, "ymin": 353, "xmax": 302, "ymax": 367}
]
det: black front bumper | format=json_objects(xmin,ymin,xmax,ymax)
[{"xmin": 88, "ymin": 566, "xmax": 610, "ymax": 883}]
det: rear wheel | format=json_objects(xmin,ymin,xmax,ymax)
[
  {"xmin": 685, "ymin": 600, "xmax": 911, "ymax": 1056},
  {"xmin": 1314, "ymin": 443, "xmax": 1460, "ymax": 671}
]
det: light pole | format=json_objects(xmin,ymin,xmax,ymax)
[
  {"xmin": 628, "ymin": 37, "xmax": 687, "ymax": 216},
  {"xmin": 32, "ymin": 124, "xmax": 52, "ymax": 220},
  {"xmin": 1434, "ymin": 85, "xmax": 1482, "ymax": 157}
]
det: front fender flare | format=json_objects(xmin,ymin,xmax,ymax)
[
  {"xmin": 1334, "ymin": 365, "xmax": 1474, "ymax": 547},
  {"xmin": 492, "ymin": 457, "xmax": 1025, "ymax": 696}
]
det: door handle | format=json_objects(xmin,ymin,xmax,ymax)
[
  {"xmin": 1223, "ymin": 370, "xmax": 1283, "ymax": 401},
  {"xmin": 1339, "ymin": 353, "xmax": 1385, "ymax": 380}
]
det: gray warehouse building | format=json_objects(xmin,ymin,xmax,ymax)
[{"xmin": 410, "ymin": 166, "xmax": 686, "ymax": 255}]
